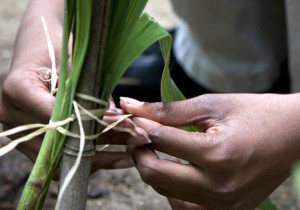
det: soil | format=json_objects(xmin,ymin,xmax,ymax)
[{"xmin": 0, "ymin": 0, "xmax": 299, "ymax": 209}]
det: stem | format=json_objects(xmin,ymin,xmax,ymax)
[
  {"xmin": 17, "ymin": 1, "xmax": 74, "ymax": 208},
  {"xmin": 17, "ymin": 130, "xmax": 58, "ymax": 210},
  {"xmin": 58, "ymin": 1, "xmax": 110, "ymax": 209}
]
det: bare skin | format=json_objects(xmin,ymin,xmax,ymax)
[
  {"xmin": 0, "ymin": 0, "xmax": 149, "ymax": 170},
  {"xmin": 118, "ymin": 94, "xmax": 300, "ymax": 209},
  {"xmin": 2, "ymin": 0, "xmax": 300, "ymax": 209}
]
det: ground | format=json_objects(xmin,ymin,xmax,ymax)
[{"xmin": 0, "ymin": 0, "xmax": 299, "ymax": 209}]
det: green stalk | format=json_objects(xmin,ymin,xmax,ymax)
[
  {"xmin": 17, "ymin": 0, "xmax": 191, "ymax": 209},
  {"xmin": 58, "ymin": 1, "xmax": 110, "ymax": 209},
  {"xmin": 17, "ymin": 0, "xmax": 87, "ymax": 209}
]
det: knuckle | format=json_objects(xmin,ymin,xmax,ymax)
[
  {"xmin": 2, "ymin": 70, "xmax": 31, "ymax": 102},
  {"xmin": 146, "ymin": 126, "xmax": 166, "ymax": 151},
  {"xmin": 152, "ymin": 102, "xmax": 176, "ymax": 123},
  {"xmin": 214, "ymin": 180, "xmax": 238, "ymax": 200},
  {"xmin": 195, "ymin": 94, "xmax": 229, "ymax": 117},
  {"xmin": 196, "ymin": 94, "xmax": 217, "ymax": 110},
  {"xmin": 206, "ymin": 141, "xmax": 237, "ymax": 168}
]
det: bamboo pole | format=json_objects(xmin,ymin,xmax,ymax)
[{"xmin": 58, "ymin": 1, "xmax": 110, "ymax": 209}]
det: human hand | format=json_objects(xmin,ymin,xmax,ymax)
[
  {"xmin": 120, "ymin": 94, "xmax": 300, "ymax": 209},
  {"xmin": 0, "ymin": 0, "xmax": 148, "ymax": 171},
  {"xmin": 0, "ymin": 0, "xmax": 63, "ymax": 162}
]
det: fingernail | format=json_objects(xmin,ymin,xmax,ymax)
[
  {"xmin": 143, "ymin": 134, "xmax": 152, "ymax": 144},
  {"xmin": 134, "ymin": 128, "xmax": 152, "ymax": 144},
  {"xmin": 113, "ymin": 159, "xmax": 134, "ymax": 169},
  {"xmin": 172, "ymin": 157, "xmax": 182, "ymax": 164},
  {"xmin": 106, "ymin": 109, "xmax": 118, "ymax": 114},
  {"xmin": 120, "ymin": 97, "xmax": 144, "ymax": 106}
]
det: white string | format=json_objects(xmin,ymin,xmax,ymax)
[
  {"xmin": 0, "ymin": 117, "xmax": 75, "ymax": 156},
  {"xmin": 76, "ymin": 103, "xmax": 137, "ymax": 136},
  {"xmin": 76, "ymin": 93, "xmax": 109, "ymax": 107},
  {"xmin": 41, "ymin": 16, "xmax": 58, "ymax": 95},
  {"xmin": 0, "ymin": 123, "xmax": 45, "ymax": 137},
  {"xmin": 0, "ymin": 95, "xmax": 136, "ymax": 156},
  {"xmin": 55, "ymin": 101, "xmax": 85, "ymax": 210}
]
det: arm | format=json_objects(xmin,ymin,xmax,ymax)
[
  {"xmin": 119, "ymin": 94, "xmax": 300, "ymax": 209},
  {"xmin": 11, "ymin": 0, "xmax": 64, "ymax": 72}
]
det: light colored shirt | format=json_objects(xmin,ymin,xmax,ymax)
[{"xmin": 171, "ymin": 0, "xmax": 288, "ymax": 93}]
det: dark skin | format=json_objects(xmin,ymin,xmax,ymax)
[
  {"xmin": 118, "ymin": 95, "xmax": 300, "ymax": 209},
  {"xmin": 2, "ymin": 0, "xmax": 300, "ymax": 209},
  {"xmin": 0, "ymin": 0, "xmax": 149, "ymax": 170}
]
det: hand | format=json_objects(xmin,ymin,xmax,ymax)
[
  {"xmin": 119, "ymin": 94, "xmax": 300, "ymax": 209},
  {"xmin": 0, "ymin": 0, "xmax": 63, "ymax": 162},
  {"xmin": 0, "ymin": 0, "xmax": 148, "ymax": 171}
]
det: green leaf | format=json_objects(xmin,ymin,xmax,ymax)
[
  {"xmin": 257, "ymin": 198, "xmax": 277, "ymax": 210},
  {"xmin": 100, "ymin": 3, "xmax": 170, "ymax": 100},
  {"xmin": 18, "ymin": 0, "xmax": 92, "ymax": 209},
  {"xmin": 293, "ymin": 162, "xmax": 300, "ymax": 204},
  {"xmin": 159, "ymin": 35, "xmax": 199, "ymax": 132}
]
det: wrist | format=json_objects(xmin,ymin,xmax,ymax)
[{"xmin": 11, "ymin": 0, "xmax": 64, "ymax": 71}]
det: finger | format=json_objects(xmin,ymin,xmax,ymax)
[
  {"xmin": 109, "ymin": 96, "xmax": 117, "ymax": 109},
  {"xmin": 91, "ymin": 151, "xmax": 133, "ymax": 172},
  {"xmin": 3, "ymin": 70, "xmax": 55, "ymax": 123},
  {"xmin": 167, "ymin": 198, "xmax": 207, "ymax": 210},
  {"xmin": 132, "ymin": 117, "xmax": 213, "ymax": 164},
  {"xmin": 120, "ymin": 96, "xmax": 213, "ymax": 129},
  {"xmin": 3, "ymin": 124, "xmax": 43, "ymax": 156},
  {"xmin": 0, "ymin": 106, "xmax": 43, "ymax": 127},
  {"xmin": 106, "ymin": 97, "xmax": 124, "ymax": 115},
  {"xmin": 16, "ymin": 145, "xmax": 39, "ymax": 163},
  {"xmin": 98, "ymin": 127, "xmax": 150, "ymax": 145},
  {"xmin": 129, "ymin": 145, "xmax": 212, "ymax": 194},
  {"xmin": 105, "ymin": 108, "xmax": 124, "ymax": 116}
]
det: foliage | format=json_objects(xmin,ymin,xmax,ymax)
[
  {"xmin": 17, "ymin": 0, "xmax": 175, "ymax": 209},
  {"xmin": 15, "ymin": 0, "xmax": 278, "ymax": 209}
]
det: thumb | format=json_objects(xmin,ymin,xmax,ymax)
[{"xmin": 119, "ymin": 96, "xmax": 209, "ymax": 127}]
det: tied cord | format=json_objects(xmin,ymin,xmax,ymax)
[
  {"xmin": 0, "ymin": 17, "xmax": 137, "ymax": 157},
  {"xmin": 0, "ymin": 92, "xmax": 136, "ymax": 157}
]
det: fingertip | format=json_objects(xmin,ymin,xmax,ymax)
[
  {"xmin": 126, "ymin": 135, "xmax": 151, "ymax": 145},
  {"xmin": 105, "ymin": 109, "xmax": 118, "ymax": 116},
  {"xmin": 135, "ymin": 127, "xmax": 152, "ymax": 144},
  {"xmin": 113, "ymin": 158, "xmax": 134, "ymax": 169},
  {"xmin": 120, "ymin": 97, "xmax": 145, "ymax": 111}
]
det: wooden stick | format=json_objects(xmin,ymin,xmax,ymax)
[{"xmin": 58, "ymin": 1, "xmax": 111, "ymax": 209}]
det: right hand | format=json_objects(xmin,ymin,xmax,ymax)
[{"xmin": 120, "ymin": 94, "xmax": 300, "ymax": 209}]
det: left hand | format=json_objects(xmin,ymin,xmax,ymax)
[
  {"xmin": 0, "ymin": 0, "xmax": 149, "ymax": 171},
  {"xmin": 119, "ymin": 94, "xmax": 300, "ymax": 210}
]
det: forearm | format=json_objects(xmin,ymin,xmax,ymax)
[{"xmin": 11, "ymin": 0, "xmax": 64, "ymax": 71}]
